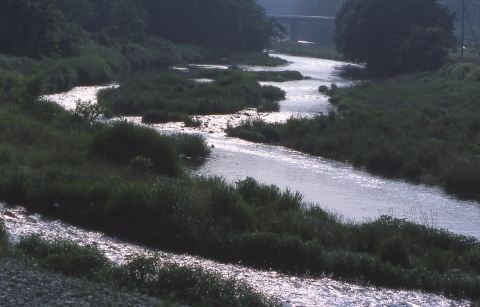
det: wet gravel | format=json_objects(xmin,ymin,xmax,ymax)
[{"xmin": 0, "ymin": 257, "xmax": 165, "ymax": 307}]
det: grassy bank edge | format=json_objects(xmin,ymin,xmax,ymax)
[{"xmin": 0, "ymin": 218, "xmax": 279, "ymax": 307}]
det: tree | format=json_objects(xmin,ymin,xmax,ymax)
[
  {"xmin": 334, "ymin": 0, "xmax": 456, "ymax": 76},
  {"xmin": 109, "ymin": 0, "xmax": 149, "ymax": 41}
]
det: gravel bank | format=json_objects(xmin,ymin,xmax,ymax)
[{"xmin": 0, "ymin": 256, "xmax": 165, "ymax": 307}]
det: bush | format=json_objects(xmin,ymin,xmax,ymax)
[
  {"xmin": 228, "ymin": 129, "xmax": 267, "ymax": 143},
  {"xmin": 184, "ymin": 116, "xmax": 202, "ymax": 127},
  {"xmin": 0, "ymin": 218, "xmax": 7, "ymax": 252},
  {"xmin": 377, "ymin": 237, "xmax": 409, "ymax": 268},
  {"xmin": 90, "ymin": 121, "xmax": 181, "ymax": 177},
  {"xmin": 172, "ymin": 133, "xmax": 211, "ymax": 159},
  {"xmin": 258, "ymin": 100, "xmax": 280, "ymax": 112},
  {"xmin": 318, "ymin": 85, "xmax": 329, "ymax": 93},
  {"xmin": 117, "ymin": 255, "xmax": 280, "ymax": 307},
  {"xmin": 261, "ymin": 85, "xmax": 285, "ymax": 101},
  {"xmin": 17, "ymin": 235, "xmax": 110, "ymax": 280},
  {"xmin": 142, "ymin": 110, "xmax": 169, "ymax": 124}
]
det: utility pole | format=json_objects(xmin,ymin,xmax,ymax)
[
  {"xmin": 476, "ymin": 1, "xmax": 479, "ymax": 28},
  {"xmin": 461, "ymin": 0, "xmax": 465, "ymax": 61}
]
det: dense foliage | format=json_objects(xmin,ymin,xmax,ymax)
[
  {"xmin": 0, "ymin": 0, "xmax": 285, "ymax": 58},
  {"xmin": 0, "ymin": 73, "xmax": 480, "ymax": 299},
  {"xmin": 334, "ymin": 0, "xmax": 456, "ymax": 76},
  {"xmin": 97, "ymin": 69, "xmax": 290, "ymax": 122}
]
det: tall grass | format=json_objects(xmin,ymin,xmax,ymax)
[
  {"xmin": 228, "ymin": 72, "xmax": 480, "ymax": 200},
  {"xmin": 99, "ymin": 69, "xmax": 288, "ymax": 119},
  {"xmin": 0, "ymin": 39, "xmax": 212, "ymax": 95},
  {"xmin": 1, "ymin": 73, "xmax": 480, "ymax": 299},
  {"xmin": 90, "ymin": 121, "xmax": 182, "ymax": 177},
  {"xmin": 16, "ymin": 235, "xmax": 279, "ymax": 307},
  {"xmin": 228, "ymin": 51, "xmax": 288, "ymax": 66},
  {"xmin": 0, "ymin": 218, "xmax": 8, "ymax": 256}
]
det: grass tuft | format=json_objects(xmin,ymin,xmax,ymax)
[{"xmin": 90, "ymin": 121, "xmax": 182, "ymax": 177}]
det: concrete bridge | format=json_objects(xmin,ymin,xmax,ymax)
[{"xmin": 268, "ymin": 15, "xmax": 336, "ymax": 42}]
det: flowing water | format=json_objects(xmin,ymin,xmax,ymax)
[
  {"xmin": 15, "ymin": 53, "xmax": 479, "ymax": 306},
  {"xmin": 161, "ymin": 54, "xmax": 480, "ymax": 239},
  {"xmin": 0, "ymin": 205, "xmax": 470, "ymax": 307}
]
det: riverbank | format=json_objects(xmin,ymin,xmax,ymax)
[
  {"xmin": 0, "ymin": 40, "xmax": 288, "ymax": 96},
  {"xmin": 0, "ymin": 257, "xmax": 165, "ymax": 307},
  {"xmin": 0, "ymin": 218, "xmax": 277, "ymax": 307},
  {"xmin": 227, "ymin": 66, "xmax": 480, "ymax": 201},
  {"xmin": 1, "ymin": 57, "xmax": 480, "ymax": 301}
]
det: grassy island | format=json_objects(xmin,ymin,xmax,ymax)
[{"xmin": 96, "ymin": 68, "xmax": 301, "ymax": 123}]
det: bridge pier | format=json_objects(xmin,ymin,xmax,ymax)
[{"xmin": 290, "ymin": 21, "xmax": 301, "ymax": 42}]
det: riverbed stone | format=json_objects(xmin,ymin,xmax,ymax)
[{"xmin": 0, "ymin": 257, "xmax": 164, "ymax": 306}]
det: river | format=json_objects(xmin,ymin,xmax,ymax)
[
  {"xmin": 10, "ymin": 53, "xmax": 477, "ymax": 306},
  {"xmin": 165, "ymin": 54, "xmax": 480, "ymax": 239}
]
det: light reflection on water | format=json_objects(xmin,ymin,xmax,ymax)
[
  {"xmin": 36, "ymin": 53, "xmax": 480, "ymax": 305},
  {"xmin": 0, "ymin": 205, "xmax": 469, "ymax": 307}
]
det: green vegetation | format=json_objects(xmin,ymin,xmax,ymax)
[
  {"xmin": 443, "ymin": 62, "xmax": 480, "ymax": 81},
  {"xmin": 228, "ymin": 52, "xmax": 288, "ymax": 67},
  {"xmin": 0, "ymin": 0, "xmax": 285, "ymax": 59},
  {"xmin": 193, "ymin": 68, "xmax": 304, "ymax": 83},
  {"xmin": 0, "ymin": 218, "xmax": 7, "ymax": 256},
  {"xmin": 98, "ymin": 69, "xmax": 290, "ymax": 122},
  {"xmin": 171, "ymin": 133, "xmax": 212, "ymax": 160},
  {"xmin": 8, "ymin": 233, "xmax": 278, "ymax": 307},
  {"xmin": 271, "ymin": 42, "xmax": 345, "ymax": 61},
  {"xmin": 0, "ymin": 74, "xmax": 480, "ymax": 299},
  {"xmin": 0, "ymin": 0, "xmax": 289, "ymax": 96},
  {"xmin": 335, "ymin": 0, "xmax": 456, "ymax": 76},
  {"xmin": 90, "ymin": 121, "xmax": 182, "ymax": 177},
  {"xmin": 0, "ymin": 39, "xmax": 211, "ymax": 94},
  {"xmin": 227, "ymin": 70, "xmax": 480, "ymax": 200}
]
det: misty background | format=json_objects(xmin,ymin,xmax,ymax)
[{"xmin": 258, "ymin": 0, "xmax": 480, "ymax": 46}]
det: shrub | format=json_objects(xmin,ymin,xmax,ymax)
[
  {"xmin": 258, "ymin": 100, "xmax": 280, "ymax": 112},
  {"xmin": 228, "ymin": 129, "xmax": 267, "ymax": 143},
  {"xmin": 184, "ymin": 116, "xmax": 202, "ymax": 127},
  {"xmin": 117, "ymin": 256, "xmax": 279, "ymax": 307},
  {"xmin": 129, "ymin": 155, "xmax": 153, "ymax": 173},
  {"xmin": 17, "ymin": 235, "xmax": 110, "ymax": 280},
  {"xmin": 0, "ymin": 167, "xmax": 30, "ymax": 204},
  {"xmin": 377, "ymin": 237, "xmax": 409, "ymax": 268},
  {"xmin": 172, "ymin": 133, "xmax": 211, "ymax": 159},
  {"xmin": 261, "ymin": 85, "xmax": 285, "ymax": 101},
  {"xmin": 0, "ymin": 218, "xmax": 7, "ymax": 253},
  {"xmin": 318, "ymin": 85, "xmax": 329, "ymax": 93},
  {"xmin": 74, "ymin": 99, "xmax": 110, "ymax": 122},
  {"xmin": 142, "ymin": 110, "xmax": 169, "ymax": 124},
  {"xmin": 90, "ymin": 121, "xmax": 181, "ymax": 177}
]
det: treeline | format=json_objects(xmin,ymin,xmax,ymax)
[
  {"xmin": 0, "ymin": 0, "xmax": 285, "ymax": 58},
  {"xmin": 256, "ymin": 0, "xmax": 346, "ymax": 16},
  {"xmin": 295, "ymin": 0, "xmax": 346, "ymax": 16}
]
